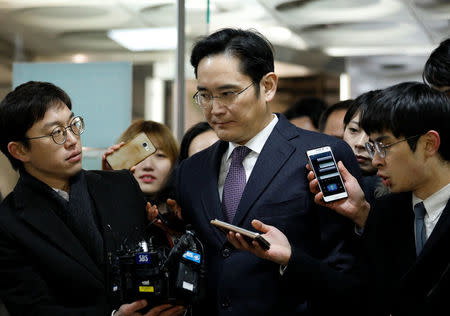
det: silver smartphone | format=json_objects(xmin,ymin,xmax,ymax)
[
  {"xmin": 210, "ymin": 219, "xmax": 270, "ymax": 250},
  {"xmin": 306, "ymin": 146, "xmax": 348, "ymax": 202},
  {"xmin": 106, "ymin": 132, "xmax": 156, "ymax": 170}
]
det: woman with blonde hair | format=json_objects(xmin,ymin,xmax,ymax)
[{"xmin": 103, "ymin": 119, "xmax": 181, "ymax": 229}]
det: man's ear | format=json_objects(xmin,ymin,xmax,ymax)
[
  {"xmin": 421, "ymin": 130, "xmax": 440, "ymax": 158},
  {"xmin": 7, "ymin": 141, "xmax": 30, "ymax": 163},
  {"xmin": 261, "ymin": 72, "xmax": 278, "ymax": 103}
]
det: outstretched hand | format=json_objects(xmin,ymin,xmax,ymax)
[
  {"xmin": 306, "ymin": 161, "xmax": 370, "ymax": 228},
  {"xmin": 115, "ymin": 300, "xmax": 185, "ymax": 316},
  {"xmin": 226, "ymin": 219, "xmax": 291, "ymax": 266}
]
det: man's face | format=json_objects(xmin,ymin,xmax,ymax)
[
  {"xmin": 196, "ymin": 54, "xmax": 274, "ymax": 145},
  {"xmin": 369, "ymin": 131, "xmax": 425, "ymax": 193},
  {"xmin": 324, "ymin": 109, "xmax": 347, "ymax": 139},
  {"xmin": 18, "ymin": 103, "xmax": 83, "ymax": 189}
]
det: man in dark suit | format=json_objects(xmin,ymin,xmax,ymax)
[
  {"xmin": 234, "ymin": 82, "xmax": 449, "ymax": 315},
  {"xmin": 0, "ymin": 81, "xmax": 185, "ymax": 316},
  {"xmin": 173, "ymin": 28, "xmax": 362, "ymax": 316},
  {"xmin": 355, "ymin": 82, "xmax": 449, "ymax": 315}
]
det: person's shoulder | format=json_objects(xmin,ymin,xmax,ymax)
[
  {"xmin": 179, "ymin": 140, "xmax": 225, "ymax": 167},
  {"xmin": 294, "ymin": 127, "xmax": 351, "ymax": 152},
  {"xmin": 371, "ymin": 191, "xmax": 411, "ymax": 215},
  {"xmin": 84, "ymin": 169, "xmax": 135, "ymax": 185},
  {"xmin": 0, "ymin": 191, "xmax": 19, "ymax": 228}
]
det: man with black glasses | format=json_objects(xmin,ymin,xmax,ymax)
[
  {"xmin": 170, "ymin": 28, "xmax": 363, "ymax": 316},
  {"xmin": 0, "ymin": 81, "xmax": 185, "ymax": 316},
  {"xmin": 229, "ymin": 81, "xmax": 450, "ymax": 315}
]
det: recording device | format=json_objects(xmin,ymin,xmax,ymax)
[
  {"xmin": 210, "ymin": 219, "xmax": 270, "ymax": 250},
  {"xmin": 306, "ymin": 146, "xmax": 348, "ymax": 202},
  {"xmin": 109, "ymin": 224, "xmax": 206, "ymax": 311},
  {"xmin": 106, "ymin": 132, "xmax": 156, "ymax": 170}
]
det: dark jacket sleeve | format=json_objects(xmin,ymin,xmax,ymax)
[{"xmin": 284, "ymin": 138, "xmax": 368, "ymax": 315}]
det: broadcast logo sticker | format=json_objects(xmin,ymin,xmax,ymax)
[
  {"xmin": 136, "ymin": 253, "xmax": 151, "ymax": 264},
  {"xmin": 182, "ymin": 250, "xmax": 201, "ymax": 264}
]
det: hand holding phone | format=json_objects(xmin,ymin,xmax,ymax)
[
  {"xmin": 210, "ymin": 219, "xmax": 270, "ymax": 250},
  {"xmin": 106, "ymin": 132, "xmax": 156, "ymax": 170},
  {"xmin": 306, "ymin": 146, "xmax": 348, "ymax": 202}
]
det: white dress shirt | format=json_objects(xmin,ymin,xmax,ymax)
[
  {"xmin": 412, "ymin": 182, "xmax": 450, "ymax": 239},
  {"xmin": 218, "ymin": 114, "xmax": 278, "ymax": 201}
]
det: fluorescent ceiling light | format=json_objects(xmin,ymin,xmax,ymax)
[
  {"xmin": 325, "ymin": 46, "xmax": 434, "ymax": 57},
  {"xmin": 107, "ymin": 27, "xmax": 177, "ymax": 51}
]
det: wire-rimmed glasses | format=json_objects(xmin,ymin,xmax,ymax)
[
  {"xmin": 193, "ymin": 82, "xmax": 254, "ymax": 110},
  {"xmin": 25, "ymin": 116, "xmax": 85, "ymax": 145},
  {"xmin": 365, "ymin": 135, "xmax": 420, "ymax": 158}
]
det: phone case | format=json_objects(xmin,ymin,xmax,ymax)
[
  {"xmin": 106, "ymin": 132, "xmax": 156, "ymax": 170},
  {"xmin": 210, "ymin": 219, "xmax": 270, "ymax": 250}
]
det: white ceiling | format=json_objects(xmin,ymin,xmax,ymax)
[{"xmin": 0, "ymin": 0, "xmax": 448, "ymax": 88}]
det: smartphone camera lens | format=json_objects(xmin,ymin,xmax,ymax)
[{"xmin": 142, "ymin": 142, "xmax": 150, "ymax": 151}]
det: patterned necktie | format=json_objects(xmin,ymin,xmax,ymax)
[
  {"xmin": 413, "ymin": 202, "xmax": 427, "ymax": 256},
  {"xmin": 222, "ymin": 146, "xmax": 251, "ymax": 222}
]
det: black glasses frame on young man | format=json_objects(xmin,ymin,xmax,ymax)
[
  {"xmin": 365, "ymin": 135, "xmax": 420, "ymax": 159},
  {"xmin": 24, "ymin": 116, "xmax": 85, "ymax": 145},
  {"xmin": 193, "ymin": 82, "xmax": 254, "ymax": 110}
]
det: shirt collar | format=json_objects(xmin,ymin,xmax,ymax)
[
  {"xmin": 225, "ymin": 114, "xmax": 278, "ymax": 161},
  {"xmin": 412, "ymin": 182, "xmax": 450, "ymax": 220}
]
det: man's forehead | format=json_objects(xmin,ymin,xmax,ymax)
[{"xmin": 34, "ymin": 104, "xmax": 73, "ymax": 127}]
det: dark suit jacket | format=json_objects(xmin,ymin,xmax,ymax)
[
  {"xmin": 0, "ymin": 169, "xmax": 148, "ymax": 316},
  {"xmin": 176, "ymin": 114, "xmax": 363, "ymax": 316},
  {"xmin": 363, "ymin": 192, "xmax": 450, "ymax": 316}
]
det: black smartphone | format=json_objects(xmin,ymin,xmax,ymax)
[
  {"xmin": 306, "ymin": 146, "xmax": 348, "ymax": 202},
  {"xmin": 210, "ymin": 219, "xmax": 270, "ymax": 250}
]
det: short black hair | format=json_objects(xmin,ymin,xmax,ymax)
[
  {"xmin": 0, "ymin": 81, "xmax": 72, "ymax": 170},
  {"xmin": 360, "ymin": 81, "xmax": 450, "ymax": 161},
  {"xmin": 178, "ymin": 121, "xmax": 213, "ymax": 163},
  {"xmin": 318, "ymin": 99, "xmax": 354, "ymax": 132},
  {"xmin": 423, "ymin": 38, "xmax": 450, "ymax": 88},
  {"xmin": 190, "ymin": 28, "xmax": 274, "ymax": 94},
  {"xmin": 343, "ymin": 90, "xmax": 381, "ymax": 127},
  {"xmin": 284, "ymin": 97, "xmax": 328, "ymax": 129}
]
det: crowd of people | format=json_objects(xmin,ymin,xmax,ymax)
[{"xmin": 0, "ymin": 28, "xmax": 448, "ymax": 316}]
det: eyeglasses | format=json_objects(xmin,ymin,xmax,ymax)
[
  {"xmin": 193, "ymin": 82, "xmax": 254, "ymax": 110},
  {"xmin": 25, "ymin": 116, "xmax": 85, "ymax": 145},
  {"xmin": 365, "ymin": 135, "xmax": 420, "ymax": 159}
]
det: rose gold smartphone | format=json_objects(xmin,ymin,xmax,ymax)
[{"xmin": 106, "ymin": 132, "xmax": 156, "ymax": 170}]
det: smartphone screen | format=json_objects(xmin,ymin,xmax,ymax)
[{"xmin": 306, "ymin": 146, "xmax": 348, "ymax": 202}]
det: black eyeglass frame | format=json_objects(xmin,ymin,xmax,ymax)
[
  {"xmin": 365, "ymin": 134, "xmax": 420, "ymax": 159},
  {"xmin": 192, "ymin": 82, "xmax": 255, "ymax": 109},
  {"xmin": 24, "ymin": 116, "xmax": 85, "ymax": 145}
]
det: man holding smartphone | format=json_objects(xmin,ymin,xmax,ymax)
[
  {"xmin": 229, "ymin": 82, "xmax": 450, "ymax": 315},
  {"xmin": 169, "ymin": 28, "xmax": 363, "ymax": 316},
  {"xmin": 0, "ymin": 81, "xmax": 185, "ymax": 316}
]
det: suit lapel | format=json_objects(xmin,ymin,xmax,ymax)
[
  {"xmin": 420, "ymin": 199, "xmax": 450, "ymax": 258},
  {"xmin": 199, "ymin": 141, "xmax": 229, "ymax": 244},
  {"xmin": 232, "ymin": 117, "xmax": 297, "ymax": 226},
  {"xmin": 201, "ymin": 141, "xmax": 228, "ymax": 222},
  {"xmin": 15, "ymin": 184, "xmax": 103, "ymax": 281}
]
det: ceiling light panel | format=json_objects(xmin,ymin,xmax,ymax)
[
  {"xmin": 107, "ymin": 27, "xmax": 177, "ymax": 51},
  {"xmin": 260, "ymin": 0, "xmax": 403, "ymax": 26}
]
